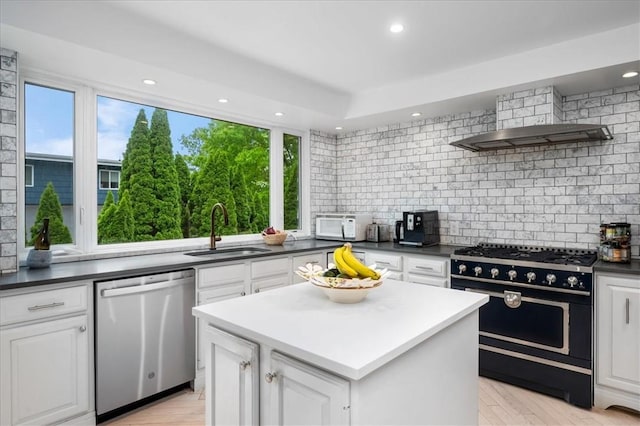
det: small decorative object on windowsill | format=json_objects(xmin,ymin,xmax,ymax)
[
  {"xmin": 26, "ymin": 217, "xmax": 52, "ymax": 268},
  {"xmin": 599, "ymin": 222, "xmax": 631, "ymax": 263}
]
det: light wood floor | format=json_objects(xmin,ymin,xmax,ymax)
[{"xmin": 104, "ymin": 377, "xmax": 640, "ymax": 426}]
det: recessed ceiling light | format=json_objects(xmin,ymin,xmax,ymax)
[
  {"xmin": 142, "ymin": 79, "xmax": 156, "ymax": 85},
  {"xmin": 622, "ymin": 71, "xmax": 638, "ymax": 78},
  {"xmin": 411, "ymin": 112, "xmax": 422, "ymax": 117},
  {"xmin": 218, "ymin": 98, "xmax": 228, "ymax": 103},
  {"xmin": 335, "ymin": 126, "xmax": 343, "ymax": 130},
  {"xmin": 390, "ymin": 23, "xmax": 404, "ymax": 33},
  {"xmin": 275, "ymin": 112, "xmax": 284, "ymax": 117}
]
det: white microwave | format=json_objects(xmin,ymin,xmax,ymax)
[{"xmin": 315, "ymin": 213, "xmax": 372, "ymax": 241}]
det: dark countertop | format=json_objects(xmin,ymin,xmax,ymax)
[
  {"xmin": 594, "ymin": 259, "xmax": 640, "ymax": 276},
  {"xmin": 0, "ymin": 240, "xmax": 343, "ymax": 291},
  {"xmin": 2, "ymin": 239, "xmax": 636, "ymax": 292}
]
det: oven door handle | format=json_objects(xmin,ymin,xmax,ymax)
[{"xmin": 503, "ymin": 291, "xmax": 522, "ymax": 309}]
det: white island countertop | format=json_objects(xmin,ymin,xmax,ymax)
[{"xmin": 193, "ymin": 280, "xmax": 488, "ymax": 380}]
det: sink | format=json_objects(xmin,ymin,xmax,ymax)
[{"xmin": 184, "ymin": 246, "xmax": 271, "ymax": 258}]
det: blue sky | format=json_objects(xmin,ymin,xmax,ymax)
[{"xmin": 25, "ymin": 84, "xmax": 211, "ymax": 161}]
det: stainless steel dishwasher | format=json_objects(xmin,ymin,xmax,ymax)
[{"xmin": 95, "ymin": 269, "xmax": 195, "ymax": 418}]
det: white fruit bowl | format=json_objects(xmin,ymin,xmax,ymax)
[{"xmin": 295, "ymin": 263, "xmax": 388, "ymax": 304}]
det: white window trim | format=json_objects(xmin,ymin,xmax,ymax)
[
  {"xmin": 24, "ymin": 164, "xmax": 34, "ymax": 187},
  {"xmin": 98, "ymin": 169, "xmax": 120, "ymax": 190},
  {"xmin": 18, "ymin": 68, "xmax": 311, "ymax": 262}
]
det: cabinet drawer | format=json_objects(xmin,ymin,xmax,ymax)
[
  {"xmin": 251, "ymin": 257, "xmax": 290, "ymax": 279},
  {"xmin": 0, "ymin": 285, "xmax": 88, "ymax": 326},
  {"xmin": 405, "ymin": 273, "xmax": 448, "ymax": 288},
  {"xmin": 292, "ymin": 252, "xmax": 325, "ymax": 270},
  {"xmin": 365, "ymin": 252, "xmax": 402, "ymax": 271},
  {"xmin": 405, "ymin": 256, "xmax": 447, "ymax": 278},
  {"xmin": 198, "ymin": 263, "xmax": 246, "ymax": 289},
  {"xmin": 253, "ymin": 275, "xmax": 289, "ymax": 293},
  {"xmin": 198, "ymin": 282, "xmax": 247, "ymax": 303}
]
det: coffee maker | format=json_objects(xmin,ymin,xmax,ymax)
[{"xmin": 397, "ymin": 211, "xmax": 440, "ymax": 246}]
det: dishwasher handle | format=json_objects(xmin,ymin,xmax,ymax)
[{"xmin": 100, "ymin": 277, "xmax": 193, "ymax": 298}]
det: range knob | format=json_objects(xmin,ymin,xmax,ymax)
[
  {"xmin": 490, "ymin": 268, "xmax": 499, "ymax": 278},
  {"xmin": 526, "ymin": 272, "xmax": 536, "ymax": 283},
  {"xmin": 458, "ymin": 264, "xmax": 467, "ymax": 274},
  {"xmin": 508, "ymin": 270, "xmax": 517, "ymax": 280},
  {"xmin": 567, "ymin": 276, "xmax": 579, "ymax": 288},
  {"xmin": 546, "ymin": 274, "xmax": 556, "ymax": 285},
  {"xmin": 474, "ymin": 266, "xmax": 482, "ymax": 277}
]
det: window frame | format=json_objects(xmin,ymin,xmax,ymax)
[
  {"xmin": 24, "ymin": 164, "xmax": 34, "ymax": 187},
  {"xmin": 98, "ymin": 169, "xmax": 120, "ymax": 190},
  {"xmin": 18, "ymin": 69, "xmax": 311, "ymax": 261}
]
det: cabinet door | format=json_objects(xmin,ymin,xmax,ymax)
[
  {"xmin": 0, "ymin": 315, "xmax": 89, "ymax": 426},
  {"xmin": 364, "ymin": 251, "xmax": 402, "ymax": 272},
  {"xmin": 197, "ymin": 284, "xmax": 247, "ymax": 371},
  {"xmin": 202, "ymin": 326, "xmax": 259, "ymax": 426},
  {"xmin": 267, "ymin": 352, "xmax": 350, "ymax": 426},
  {"xmin": 597, "ymin": 274, "xmax": 640, "ymax": 395},
  {"xmin": 292, "ymin": 252, "xmax": 325, "ymax": 283}
]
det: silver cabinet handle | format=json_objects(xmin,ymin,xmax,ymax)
[
  {"xmin": 415, "ymin": 265, "xmax": 434, "ymax": 271},
  {"xmin": 265, "ymin": 372, "xmax": 276, "ymax": 383},
  {"xmin": 239, "ymin": 361, "xmax": 250, "ymax": 370},
  {"xmin": 626, "ymin": 298, "xmax": 630, "ymax": 325},
  {"xmin": 254, "ymin": 289, "xmax": 260, "ymax": 293},
  {"xmin": 504, "ymin": 291, "xmax": 521, "ymax": 309},
  {"xmin": 240, "ymin": 291, "xmax": 246, "ymax": 296},
  {"xmin": 376, "ymin": 261, "xmax": 391, "ymax": 266},
  {"xmin": 79, "ymin": 325, "xmax": 87, "ymax": 332},
  {"xmin": 28, "ymin": 301, "xmax": 64, "ymax": 311}
]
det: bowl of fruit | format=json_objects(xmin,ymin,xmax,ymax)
[
  {"xmin": 261, "ymin": 226, "xmax": 288, "ymax": 245},
  {"xmin": 296, "ymin": 243, "xmax": 389, "ymax": 303}
]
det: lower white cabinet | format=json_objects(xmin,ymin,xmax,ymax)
[
  {"xmin": 251, "ymin": 257, "xmax": 291, "ymax": 293},
  {"xmin": 0, "ymin": 283, "xmax": 93, "ymax": 426},
  {"xmin": 364, "ymin": 251, "xmax": 403, "ymax": 280},
  {"xmin": 404, "ymin": 255, "xmax": 449, "ymax": 287},
  {"xmin": 202, "ymin": 324, "xmax": 349, "ymax": 426},
  {"xmin": 595, "ymin": 272, "xmax": 640, "ymax": 411}
]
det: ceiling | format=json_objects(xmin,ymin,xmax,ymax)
[{"xmin": 1, "ymin": 0, "xmax": 639, "ymax": 133}]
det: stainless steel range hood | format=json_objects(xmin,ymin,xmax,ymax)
[{"xmin": 450, "ymin": 124, "xmax": 613, "ymax": 152}]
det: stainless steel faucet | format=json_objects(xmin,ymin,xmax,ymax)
[{"xmin": 210, "ymin": 202, "xmax": 229, "ymax": 249}]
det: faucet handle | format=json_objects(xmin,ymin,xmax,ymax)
[{"xmin": 214, "ymin": 236, "xmax": 222, "ymax": 242}]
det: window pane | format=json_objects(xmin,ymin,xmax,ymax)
[
  {"xmin": 24, "ymin": 165, "xmax": 33, "ymax": 187},
  {"xmin": 99, "ymin": 170, "xmax": 109, "ymax": 189},
  {"xmin": 24, "ymin": 83, "xmax": 75, "ymax": 246},
  {"xmin": 283, "ymin": 134, "xmax": 301, "ymax": 230},
  {"xmin": 96, "ymin": 95, "xmax": 270, "ymax": 244}
]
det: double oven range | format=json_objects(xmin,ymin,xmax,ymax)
[{"xmin": 451, "ymin": 243, "xmax": 597, "ymax": 408}]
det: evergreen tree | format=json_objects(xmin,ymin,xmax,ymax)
[
  {"xmin": 190, "ymin": 150, "xmax": 238, "ymax": 237},
  {"xmin": 119, "ymin": 109, "xmax": 155, "ymax": 240},
  {"xmin": 97, "ymin": 191, "xmax": 115, "ymax": 243},
  {"xmin": 283, "ymin": 160, "xmax": 299, "ymax": 229},
  {"xmin": 113, "ymin": 190, "xmax": 135, "ymax": 242},
  {"xmin": 29, "ymin": 182, "xmax": 72, "ymax": 245},
  {"xmin": 149, "ymin": 109, "xmax": 182, "ymax": 240},
  {"xmin": 175, "ymin": 154, "xmax": 191, "ymax": 238}
]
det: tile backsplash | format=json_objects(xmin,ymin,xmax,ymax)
[{"xmin": 312, "ymin": 84, "xmax": 640, "ymax": 257}]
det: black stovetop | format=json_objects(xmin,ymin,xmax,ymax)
[{"xmin": 453, "ymin": 243, "xmax": 598, "ymax": 267}]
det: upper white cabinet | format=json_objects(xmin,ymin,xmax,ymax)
[
  {"xmin": 0, "ymin": 282, "xmax": 93, "ymax": 426},
  {"xmin": 595, "ymin": 272, "xmax": 640, "ymax": 411}
]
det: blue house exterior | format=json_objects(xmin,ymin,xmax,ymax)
[{"xmin": 25, "ymin": 153, "xmax": 121, "ymax": 238}]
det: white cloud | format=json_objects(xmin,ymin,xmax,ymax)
[
  {"xmin": 97, "ymin": 97, "xmax": 139, "ymax": 129},
  {"xmin": 28, "ymin": 137, "xmax": 73, "ymax": 157},
  {"xmin": 98, "ymin": 131, "xmax": 127, "ymax": 161}
]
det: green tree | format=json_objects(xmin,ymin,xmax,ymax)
[
  {"xmin": 119, "ymin": 109, "xmax": 155, "ymax": 240},
  {"xmin": 29, "ymin": 182, "xmax": 72, "ymax": 245},
  {"xmin": 190, "ymin": 150, "xmax": 238, "ymax": 237},
  {"xmin": 98, "ymin": 190, "xmax": 136, "ymax": 244},
  {"xmin": 231, "ymin": 165, "xmax": 251, "ymax": 233},
  {"xmin": 283, "ymin": 134, "xmax": 299, "ymax": 229},
  {"xmin": 148, "ymin": 109, "xmax": 182, "ymax": 240},
  {"xmin": 97, "ymin": 191, "xmax": 116, "ymax": 243},
  {"xmin": 175, "ymin": 153, "xmax": 192, "ymax": 238}
]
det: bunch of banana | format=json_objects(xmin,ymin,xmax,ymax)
[{"xmin": 333, "ymin": 243, "xmax": 381, "ymax": 280}]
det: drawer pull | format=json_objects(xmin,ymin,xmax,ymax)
[
  {"xmin": 79, "ymin": 325, "xmax": 87, "ymax": 332},
  {"xmin": 626, "ymin": 298, "xmax": 630, "ymax": 325},
  {"xmin": 415, "ymin": 265, "xmax": 434, "ymax": 271},
  {"xmin": 265, "ymin": 372, "xmax": 277, "ymax": 383},
  {"xmin": 376, "ymin": 261, "xmax": 391, "ymax": 266},
  {"xmin": 27, "ymin": 301, "xmax": 65, "ymax": 311},
  {"xmin": 240, "ymin": 361, "xmax": 250, "ymax": 370}
]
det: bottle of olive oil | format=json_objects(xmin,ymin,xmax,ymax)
[{"xmin": 34, "ymin": 218, "xmax": 50, "ymax": 250}]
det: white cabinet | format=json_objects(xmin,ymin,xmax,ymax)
[
  {"xmin": 267, "ymin": 351, "xmax": 350, "ymax": 426},
  {"xmin": 0, "ymin": 283, "xmax": 93, "ymax": 426},
  {"xmin": 202, "ymin": 326, "xmax": 259, "ymax": 425},
  {"xmin": 292, "ymin": 252, "xmax": 325, "ymax": 283},
  {"xmin": 251, "ymin": 257, "xmax": 291, "ymax": 293},
  {"xmin": 364, "ymin": 251, "xmax": 403, "ymax": 280},
  {"xmin": 595, "ymin": 272, "xmax": 640, "ymax": 411},
  {"xmin": 404, "ymin": 255, "xmax": 449, "ymax": 288},
  {"xmin": 201, "ymin": 323, "xmax": 349, "ymax": 426}
]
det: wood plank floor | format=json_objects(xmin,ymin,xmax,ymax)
[{"xmin": 104, "ymin": 377, "xmax": 640, "ymax": 426}]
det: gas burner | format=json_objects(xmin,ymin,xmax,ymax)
[{"xmin": 453, "ymin": 243, "xmax": 597, "ymax": 267}]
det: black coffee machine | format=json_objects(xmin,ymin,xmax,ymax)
[{"xmin": 395, "ymin": 211, "xmax": 440, "ymax": 246}]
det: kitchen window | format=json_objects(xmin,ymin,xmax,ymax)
[{"xmin": 19, "ymin": 73, "xmax": 309, "ymax": 257}]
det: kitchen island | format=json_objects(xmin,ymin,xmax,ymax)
[{"xmin": 193, "ymin": 279, "xmax": 488, "ymax": 425}]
